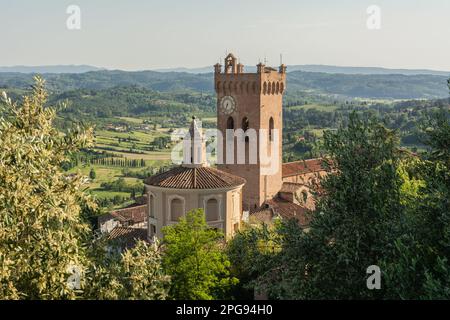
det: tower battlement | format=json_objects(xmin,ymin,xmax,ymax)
[{"xmin": 214, "ymin": 53, "xmax": 286, "ymax": 96}]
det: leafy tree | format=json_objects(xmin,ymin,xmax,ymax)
[
  {"xmin": 89, "ymin": 167, "xmax": 96, "ymax": 180},
  {"xmin": 278, "ymin": 114, "xmax": 405, "ymax": 299},
  {"xmin": 85, "ymin": 240, "xmax": 170, "ymax": 300},
  {"xmin": 162, "ymin": 209, "xmax": 238, "ymax": 300},
  {"xmin": 226, "ymin": 223, "xmax": 281, "ymax": 299},
  {"xmin": 0, "ymin": 78, "xmax": 170, "ymax": 300},
  {"xmin": 381, "ymin": 110, "xmax": 450, "ymax": 299},
  {"xmin": 0, "ymin": 77, "xmax": 95, "ymax": 299},
  {"xmin": 238, "ymin": 110, "xmax": 450, "ymax": 300},
  {"xmin": 240, "ymin": 113, "xmax": 409, "ymax": 299}
]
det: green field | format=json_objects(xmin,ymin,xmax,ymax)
[{"xmin": 71, "ymin": 116, "xmax": 174, "ymax": 209}]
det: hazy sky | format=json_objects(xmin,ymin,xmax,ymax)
[{"xmin": 1, "ymin": 0, "xmax": 450, "ymax": 71}]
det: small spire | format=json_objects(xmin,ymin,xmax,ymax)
[{"xmin": 183, "ymin": 116, "xmax": 207, "ymax": 168}]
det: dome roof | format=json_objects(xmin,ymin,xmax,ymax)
[{"xmin": 145, "ymin": 166, "xmax": 246, "ymax": 190}]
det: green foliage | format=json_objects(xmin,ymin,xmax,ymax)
[
  {"xmin": 85, "ymin": 240, "xmax": 170, "ymax": 300},
  {"xmin": 89, "ymin": 168, "xmax": 96, "ymax": 180},
  {"xmin": 0, "ymin": 79, "xmax": 169, "ymax": 300},
  {"xmin": 229, "ymin": 111, "xmax": 450, "ymax": 300},
  {"xmin": 150, "ymin": 136, "xmax": 171, "ymax": 150},
  {"xmin": 0, "ymin": 77, "xmax": 95, "ymax": 299},
  {"xmin": 286, "ymin": 71, "xmax": 449, "ymax": 99},
  {"xmin": 226, "ymin": 224, "xmax": 281, "ymax": 299},
  {"xmin": 99, "ymin": 177, "xmax": 143, "ymax": 194},
  {"xmin": 381, "ymin": 111, "xmax": 450, "ymax": 299},
  {"xmin": 162, "ymin": 209, "xmax": 238, "ymax": 300},
  {"xmin": 270, "ymin": 112, "xmax": 407, "ymax": 299},
  {"xmin": 52, "ymin": 86, "xmax": 215, "ymax": 121},
  {"xmin": 1, "ymin": 70, "xmax": 448, "ymax": 99},
  {"xmin": 421, "ymin": 110, "xmax": 450, "ymax": 162}
]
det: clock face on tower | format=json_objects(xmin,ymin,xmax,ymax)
[{"xmin": 219, "ymin": 96, "xmax": 236, "ymax": 115}]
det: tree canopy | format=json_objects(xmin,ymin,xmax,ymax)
[{"xmin": 162, "ymin": 209, "xmax": 238, "ymax": 300}]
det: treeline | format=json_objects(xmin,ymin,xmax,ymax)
[
  {"xmin": 121, "ymin": 165, "xmax": 174, "ymax": 179},
  {"xmin": 149, "ymin": 136, "xmax": 171, "ymax": 150},
  {"xmin": 95, "ymin": 195, "xmax": 133, "ymax": 208},
  {"xmin": 50, "ymin": 86, "xmax": 215, "ymax": 120},
  {"xmin": 61, "ymin": 149, "xmax": 122, "ymax": 171},
  {"xmin": 100, "ymin": 178, "xmax": 144, "ymax": 194},
  {"xmin": 282, "ymin": 98, "xmax": 450, "ymax": 161},
  {"xmin": 91, "ymin": 157, "xmax": 146, "ymax": 168}
]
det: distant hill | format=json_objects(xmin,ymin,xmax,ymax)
[
  {"xmin": 0, "ymin": 70, "xmax": 213, "ymax": 92},
  {"xmin": 0, "ymin": 65, "xmax": 103, "ymax": 74},
  {"xmin": 287, "ymin": 71, "xmax": 449, "ymax": 99},
  {"xmin": 0, "ymin": 69, "xmax": 448, "ymax": 99},
  {"xmin": 2, "ymin": 64, "xmax": 448, "ymax": 77},
  {"xmin": 287, "ymin": 65, "xmax": 450, "ymax": 76},
  {"xmin": 155, "ymin": 65, "xmax": 450, "ymax": 77},
  {"xmin": 50, "ymin": 86, "xmax": 215, "ymax": 119}
]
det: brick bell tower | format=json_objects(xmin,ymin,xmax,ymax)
[{"xmin": 214, "ymin": 53, "xmax": 287, "ymax": 211}]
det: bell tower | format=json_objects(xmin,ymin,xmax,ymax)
[{"xmin": 214, "ymin": 53, "xmax": 287, "ymax": 210}]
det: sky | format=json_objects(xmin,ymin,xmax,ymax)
[{"xmin": 1, "ymin": 0, "xmax": 450, "ymax": 71}]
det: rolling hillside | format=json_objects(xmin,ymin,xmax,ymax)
[{"xmin": 0, "ymin": 69, "xmax": 448, "ymax": 99}]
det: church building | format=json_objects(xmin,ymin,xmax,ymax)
[
  {"xmin": 144, "ymin": 117, "xmax": 246, "ymax": 239},
  {"xmin": 101, "ymin": 53, "xmax": 326, "ymax": 245}
]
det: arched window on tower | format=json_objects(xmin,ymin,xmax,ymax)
[
  {"xmin": 205, "ymin": 198, "xmax": 219, "ymax": 222},
  {"xmin": 170, "ymin": 198, "xmax": 184, "ymax": 221},
  {"xmin": 269, "ymin": 117, "xmax": 274, "ymax": 142},
  {"xmin": 242, "ymin": 117, "xmax": 249, "ymax": 131},
  {"xmin": 242, "ymin": 117, "xmax": 250, "ymax": 143},
  {"xmin": 227, "ymin": 117, "xmax": 234, "ymax": 130}
]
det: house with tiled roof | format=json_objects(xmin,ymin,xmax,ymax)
[{"xmin": 107, "ymin": 226, "xmax": 148, "ymax": 250}]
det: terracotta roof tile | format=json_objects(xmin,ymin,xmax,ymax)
[
  {"xmin": 145, "ymin": 166, "xmax": 246, "ymax": 190},
  {"xmin": 266, "ymin": 198, "xmax": 311, "ymax": 226},
  {"xmin": 107, "ymin": 227, "xmax": 147, "ymax": 249},
  {"xmin": 110, "ymin": 204, "xmax": 147, "ymax": 224},
  {"xmin": 250, "ymin": 198, "xmax": 311, "ymax": 227},
  {"xmin": 282, "ymin": 158, "xmax": 325, "ymax": 178}
]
